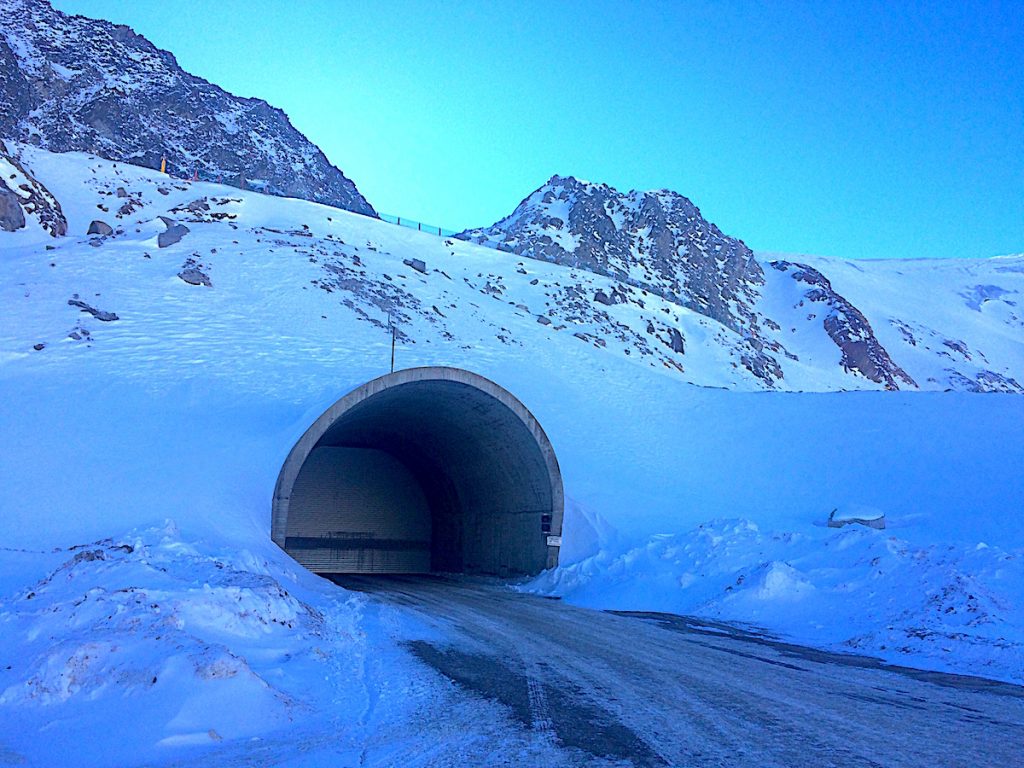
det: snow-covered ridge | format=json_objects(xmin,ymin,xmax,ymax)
[
  {"xmin": 0, "ymin": 0, "xmax": 375, "ymax": 215},
  {"xmin": 3, "ymin": 145, "xmax": 1021, "ymax": 393},
  {"xmin": 459, "ymin": 174, "xmax": 1024, "ymax": 393}
]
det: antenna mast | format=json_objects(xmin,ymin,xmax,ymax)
[{"xmin": 388, "ymin": 312, "xmax": 396, "ymax": 373}]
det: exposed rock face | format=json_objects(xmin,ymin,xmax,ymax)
[
  {"xmin": 178, "ymin": 267, "xmax": 211, "ymax": 287},
  {"xmin": 0, "ymin": 138, "xmax": 67, "ymax": 236},
  {"xmin": 87, "ymin": 220, "xmax": 113, "ymax": 236},
  {"xmin": 68, "ymin": 297, "xmax": 118, "ymax": 321},
  {"xmin": 0, "ymin": 184, "xmax": 26, "ymax": 231},
  {"xmin": 946, "ymin": 369, "xmax": 1024, "ymax": 394},
  {"xmin": 771, "ymin": 261, "xmax": 917, "ymax": 390},
  {"xmin": 0, "ymin": 0, "xmax": 375, "ymax": 217},
  {"xmin": 157, "ymin": 219, "xmax": 190, "ymax": 248},
  {"xmin": 457, "ymin": 174, "xmax": 781, "ymax": 384},
  {"xmin": 459, "ymin": 175, "xmax": 764, "ymax": 334}
]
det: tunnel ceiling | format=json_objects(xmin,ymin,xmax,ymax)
[{"xmin": 273, "ymin": 367, "xmax": 563, "ymax": 576}]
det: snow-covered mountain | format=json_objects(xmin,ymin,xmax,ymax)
[
  {"xmin": 1, "ymin": 145, "xmax": 1022, "ymax": 765},
  {"xmin": 0, "ymin": 0, "xmax": 375, "ymax": 215},
  {"xmin": 459, "ymin": 175, "xmax": 765, "ymax": 336},
  {"xmin": 2, "ymin": 0, "xmax": 1018, "ymax": 394},
  {"xmin": 3, "ymin": 140, "xmax": 1022, "ymax": 397},
  {"xmin": 459, "ymin": 175, "xmax": 1023, "ymax": 393}
]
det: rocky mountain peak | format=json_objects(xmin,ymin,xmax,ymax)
[
  {"xmin": 457, "ymin": 174, "xmax": 768, "ymax": 350},
  {"xmin": 0, "ymin": 0, "xmax": 375, "ymax": 216},
  {"xmin": 455, "ymin": 175, "xmax": 950, "ymax": 392}
]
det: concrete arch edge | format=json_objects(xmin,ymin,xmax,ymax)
[{"xmin": 271, "ymin": 366, "xmax": 564, "ymax": 571}]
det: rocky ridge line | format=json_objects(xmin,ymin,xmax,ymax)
[{"xmin": 0, "ymin": 0, "xmax": 375, "ymax": 217}]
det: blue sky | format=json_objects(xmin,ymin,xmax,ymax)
[{"xmin": 52, "ymin": 0, "xmax": 1023, "ymax": 259}]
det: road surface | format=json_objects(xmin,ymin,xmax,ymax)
[{"xmin": 334, "ymin": 574, "xmax": 1023, "ymax": 767}]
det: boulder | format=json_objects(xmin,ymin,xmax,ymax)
[
  {"xmin": 178, "ymin": 267, "xmax": 211, "ymax": 287},
  {"xmin": 0, "ymin": 186, "xmax": 26, "ymax": 231},
  {"xmin": 87, "ymin": 220, "xmax": 113, "ymax": 236},
  {"xmin": 158, "ymin": 222, "xmax": 190, "ymax": 248},
  {"xmin": 403, "ymin": 258, "xmax": 427, "ymax": 274}
]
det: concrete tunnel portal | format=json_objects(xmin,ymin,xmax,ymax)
[{"xmin": 272, "ymin": 367, "xmax": 563, "ymax": 576}]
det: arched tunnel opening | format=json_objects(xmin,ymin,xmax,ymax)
[{"xmin": 272, "ymin": 367, "xmax": 563, "ymax": 576}]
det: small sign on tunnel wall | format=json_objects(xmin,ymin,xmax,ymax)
[{"xmin": 547, "ymin": 535, "xmax": 562, "ymax": 547}]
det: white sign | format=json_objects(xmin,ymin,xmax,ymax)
[{"xmin": 546, "ymin": 535, "xmax": 562, "ymax": 547}]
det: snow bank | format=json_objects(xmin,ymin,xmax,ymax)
[
  {"xmin": 0, "ymin": 520, "xmax": 378, "ymax": 764},
  {"xmin": 527, "ymin": 519, "xmax": 1024, "ymax": 683}
]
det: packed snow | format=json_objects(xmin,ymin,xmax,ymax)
[{"xmin": 1, "ymin": 145, "xmax": 1022, "ymax": 764}]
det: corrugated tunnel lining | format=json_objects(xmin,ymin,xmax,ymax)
[{"xmin": 273, "ymin": 369, "xmax": 563, "ymax": 576}]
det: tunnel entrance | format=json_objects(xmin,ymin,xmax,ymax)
[{"xmin": 272, "ymin": 367, "xmax": 563, "ymax": 576}]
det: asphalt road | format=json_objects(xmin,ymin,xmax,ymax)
[{"xmin": 334, "ymin": 574, "xmax": 1024, "ymax": 768}]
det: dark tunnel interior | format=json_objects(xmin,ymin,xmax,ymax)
[{"xmin": 273, "ymin": 371, "xmax": 563, "ymax": 576}]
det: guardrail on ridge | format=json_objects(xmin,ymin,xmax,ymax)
[{"xmin": 378, "ymin": 213, "xmax": 461, "ymax": 239}]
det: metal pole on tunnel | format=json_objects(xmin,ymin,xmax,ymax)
[{"xmin": 388, "ymin": 312, "xmax": 396, "ymax": 373}]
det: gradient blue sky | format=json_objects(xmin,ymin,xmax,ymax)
[{"xmin": 52, "ymin": 0, "xmax": 1023, "ymax": 259}]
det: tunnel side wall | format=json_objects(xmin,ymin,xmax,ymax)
[{"xmin": 285, "ymin": 447, "xmax": 432, "ymax": 573}]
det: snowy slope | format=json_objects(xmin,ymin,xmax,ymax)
[
  {"xmin": 459, "ymin": 175, "xmax": 1024, "ymax": 393},
  {"xmin": 1, "ymin": 147, "xmax": 1023, "ymax": 764},
  {"xmin": 761, "ymin": 251, "xmax": 1024, "ymax": 393}
]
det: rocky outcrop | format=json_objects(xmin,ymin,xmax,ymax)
[
  {"xmin": 771, "ymin": 261, "xmax": 916, "ymax": 390},
  {"xmin": 87, "ymin": 220, "xmax": 113, "ymax": 236},
  {"xmin": 0, "ymin": 0, "xmax": 375, "ymax": 217},
  {"xmin": 68, "ymin": 297, "xmax": 118, "ymax": 321},
  {"xmin": 459, "ymin": 175, "xmax": 765, "ymax": 333},
  {"xmin": 946, "ymin": 369, "xmax": 1023, "ymax": 394},
  {"xmin": 157, "ymin": 217, "xmax": 190, "ymax": 248},
  {"xmin": 0, "ymin": 139, "xmax": 67, "ymax": 236},
  {"xmin": 457, "ymin": 174, "xmax": 782, "ymax": 385},
  {"xmin": 0, "ymin": 184, "xmax": 26, "ymax": 231}
]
